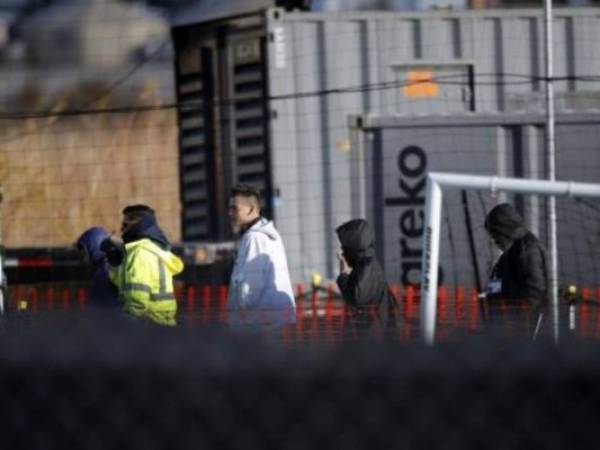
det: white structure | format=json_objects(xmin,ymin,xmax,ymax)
[{"xmin": 420, "ymin": 172, "xmax": 600, "ymax": 345}]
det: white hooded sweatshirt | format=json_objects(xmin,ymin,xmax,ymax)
[{"xmin": 227, "ymin": 218, "xmax": 296, "ymax": 325}]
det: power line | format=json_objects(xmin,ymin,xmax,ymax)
[{"xmin": 1, "ymin": 72, "xmax": 599, "ymax": 121}]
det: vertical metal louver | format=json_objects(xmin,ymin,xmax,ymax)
[
  {"xmin": 227, "ymin": 31, "xmax": 273, "ymax": 220},
  {"xmin": 176, "ymin": 48, "xmax": 217, "ymax": 241}
]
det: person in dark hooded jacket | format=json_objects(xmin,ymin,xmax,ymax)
[
  {"xmin": 336, "ymin": 219, "xmax": 397, "ymax": 329},
  {"xmin": 76, "ymin": 227, "xmax": 120, "ymax": 308},
  {"xmin": 484, "ymin": 203, "xmax": 547, "ymax": 303}
]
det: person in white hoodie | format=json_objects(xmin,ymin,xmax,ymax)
[{"xmin": 227, "ymin": 184, "xmax": 296, "ymax": 326}]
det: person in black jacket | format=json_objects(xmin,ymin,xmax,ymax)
[
  {"xmin": 484, "ymin": 203, "xmax": 547, "ymax": 302},
  {"xmin": 484, "ymin": 203, "xmax": 547, "ymax": 337},
  {"xmin": 336, "ymin": 219, "xmax": 397, "ymax": 332}
]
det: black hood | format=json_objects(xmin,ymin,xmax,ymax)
[
  {"xmin": 485, "ymin": 203, "xmax": 528, "ymax": 243},
  {"xmin": 336, "ymin": 219, "xmax": 375, "ymax": 267},
  {"xmin": 123, "ymin": 214, "xmax": 170, "ymax": 249}
]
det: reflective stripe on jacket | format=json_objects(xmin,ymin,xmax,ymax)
[{"xmin": 110, "ymin": 238, "xmax": 184, "ymax": 326}]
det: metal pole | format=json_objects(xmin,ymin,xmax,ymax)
[
  {"xmin": 544, "ymin": 0, "xmax": 559, "ymax": 342},
  {"xmin": 420, "ymin": 178, "xmax": 443, "ymax": 345},
  {"xmin": 461, "ymin": 190, "xmax": 482, "ymax": 292},
  {"xmin": 428, "ymin": 172, "xmax": 600, "ymax": 198}
]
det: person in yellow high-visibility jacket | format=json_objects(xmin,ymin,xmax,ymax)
[{"xmin": 104, "ymin": 205, "xmax": 184, "ymax": 326}]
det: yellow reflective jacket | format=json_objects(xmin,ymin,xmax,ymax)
[{"xmin": 110, "ymin": 238, "xmax": 184, "ymax": 326}]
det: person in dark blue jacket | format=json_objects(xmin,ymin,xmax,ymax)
[{"xmin": 76, "ymin": 227, "xmax": 120, "ymax": 309}]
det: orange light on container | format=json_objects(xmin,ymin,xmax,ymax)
[{"xmin": 403, "ymin": 70, "xmax": 439, "ymax": 98}]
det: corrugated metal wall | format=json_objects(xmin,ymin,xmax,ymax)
[{"xmin": 266, "ymin": 8, "xmax": 600, "ymax": 283}]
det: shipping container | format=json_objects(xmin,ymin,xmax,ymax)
[
  {"xmin": 172, "ymin": 7, "xmax": 600, "ymax": 284},
  {"xmin": 353, "ymin": 112, "xmax": 600, "ymax": 288}
]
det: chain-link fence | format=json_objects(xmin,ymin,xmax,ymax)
[{"xmin": 1, "ymin": 316, "xmax": 600, "ymax": 450}]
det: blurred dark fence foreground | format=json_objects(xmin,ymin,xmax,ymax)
[{"xmin": 1, "ymin": 319, "xmax": 599, "ymax": 450}]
